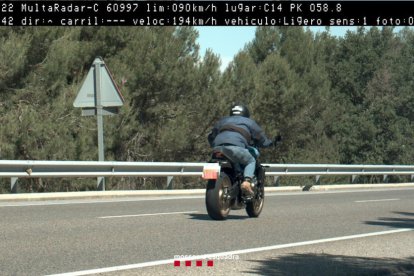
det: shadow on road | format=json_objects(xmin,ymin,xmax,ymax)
[
  {"xmin": 187, "ymin": 213, "xmax": 249, "ymax": 221},
  {"xmin": 365, "ymin": 211, "xmax": 414, "ymax": 229},
  {"xmin": 244, "ymin": 254, "xmax": 414, "ymax": 276}
]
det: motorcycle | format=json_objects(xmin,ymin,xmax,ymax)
[{"xmin": 203, "ymin": 146, "xmax": 266, "ymax": 220}]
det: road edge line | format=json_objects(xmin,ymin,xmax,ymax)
[{"xmin": 45, "ymin": 228, "xmax": 413, "ymax": 276}]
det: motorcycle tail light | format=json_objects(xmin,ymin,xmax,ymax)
[{"xmin": 202, "ymin": 163, "xmax": 220, "ymax": 180}]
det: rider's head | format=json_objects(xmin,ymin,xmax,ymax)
[{"xmin": 230, "ymin": 104, "xmax": 250, "ymax": 118}]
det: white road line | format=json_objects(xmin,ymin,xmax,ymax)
[
  {"xmin": 0, "ymin": 196, "xmax": 204, "ymax": 207},
  {"xmin": 355, "ymin": 198, "xmax": 400, "ymax": 203},
  {"xmin": 45, "ymin": 228, "xmax": 413, "ymax": 276},
  {"xmin": 2, "ymin": 187, "xmax": 414, "ymax": 207},
  {"xmin": 99, "ymin": 210, "xmax": 199, "ymax": 219}
]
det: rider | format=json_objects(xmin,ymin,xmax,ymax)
[{"xmin": 208, "ymin": 104, "xmax": 273, "ymax": 197}]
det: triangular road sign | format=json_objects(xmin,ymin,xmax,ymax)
[{"xmin": 74, "ymin": 57, "xmax": 124, "ymax": 108}]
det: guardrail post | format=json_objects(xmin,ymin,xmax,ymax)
[
  {"xmin": 11, "ymin": 177, "xmax": 18, "ymax": 193},
  {"xmin": 351, "ymin": 175, "xmax": 357, "ymax": 184},
  {"xmin": 315, "ymin": 175, "xmax": 321, "ymax": 185},
  {"xmin": 273, "ymin": 176, "xmax": 280, "ymax": 186},
  {"xmin": 97, "ymin": 177, "xmax": 105, "ymax": 191},
  {"xmin": 167, "ymin": 176, "xmax": 174, "ymax": 189}
]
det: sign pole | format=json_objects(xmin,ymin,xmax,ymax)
[
  {"xmin": 74, "ymin": 56, "xmax": 125, "ymax": 191},
  {"xmin": 95, "ymin": 59, "xmax": 105, "ymax": 191}
]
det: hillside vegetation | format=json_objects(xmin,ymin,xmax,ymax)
[{"xmin": 1, "ymin": 26, "xmax": 414, "ymax": 192}]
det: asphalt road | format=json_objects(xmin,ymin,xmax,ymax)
[{"xmin": 0, "ymin": 188, "xmax": 413, "ymax": 276}]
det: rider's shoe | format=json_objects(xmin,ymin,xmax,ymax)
[{"xmin": 241, "ymin": 178, "xmax": 254, "ymax": 198}]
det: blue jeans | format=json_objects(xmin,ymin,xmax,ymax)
[{"xmin": 214, "ymin": 145, "xmax": 256, "ymax": 179}]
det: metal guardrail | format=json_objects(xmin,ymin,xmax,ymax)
[
  {"xmin": 264, "ymin": 163, "xmax": 414, "ymax": 176},
  {"xmin": 0, "ymin": 160, "xmax": 204, "ymax": 178},
  {"xmin": 1, "ymin": 160, "xmax": 414, "ymax": 193},
  {"xmin": 264, "ymin": 163, "xmax": 414, "ymax": 187}
]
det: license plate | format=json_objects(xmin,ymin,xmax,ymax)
[{"xmin": 202, "ymin": 163, "xmax": 220, "ymax": 180}]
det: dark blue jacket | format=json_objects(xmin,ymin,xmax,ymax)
[{"xmin": 208, "ymin": 116, "xmax": 272, "ymax": 148}]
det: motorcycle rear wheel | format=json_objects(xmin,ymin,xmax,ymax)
[
  {"xmin": 245, "ymin": 182, "xmax": 264, "ymax": 217},
  {"xmin": 205, "ymin": 173, "xmax": 231, "ymax": 220}
]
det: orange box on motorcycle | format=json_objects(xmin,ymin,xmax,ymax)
[{"xmin": 202, "ymin": 163, "xmax": 220, "ymax": 180}]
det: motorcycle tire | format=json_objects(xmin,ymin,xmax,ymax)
[
  {"xmin": 205, "ymin": 172, "xmax": 231, "ymax": 220},
  {"xmin": 245, "ymin": 181, "xmax": 265, "ymax": 218}
]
